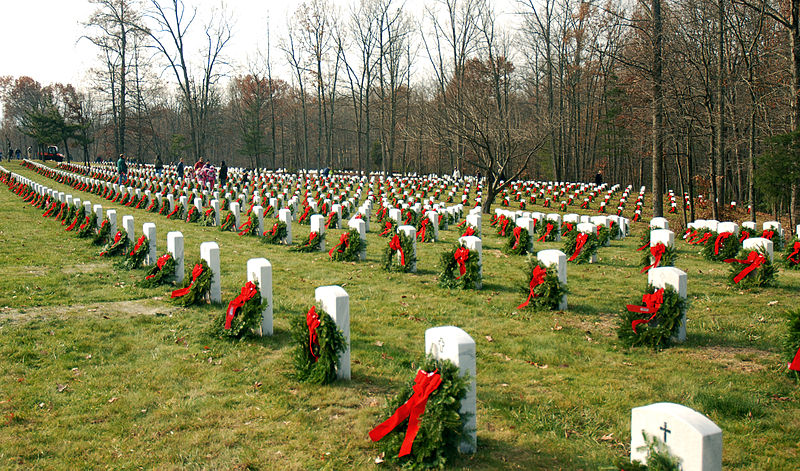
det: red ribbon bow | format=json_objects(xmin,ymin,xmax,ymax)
[
  {"xmin": 499, "ymin": 217, "xmax": 510, "ymax": 236},
  {"xmin": 537, "ymin": 223, "xmax": 554, "ymax": 242},
  {"xmin": 517, "ymin": 265, "xmax": 547, "ymax": 309},
  {"xmin": 462, "ymin": 226, "xmax": 475, "ymax": 237},
  {"xmin": 224, "ymin": 281, "xmax": 260, "ymax": 329},
  {"xmin": 306, "ymin": 306, "xmax": 321, "ymax": 361},
  {"xmin": 269, "ymin": 222, "xmax": 279, "ymax": 235},
  {"xmin": 418, "ymin": 218, "xmax": 429, "ymax": 241},
  {"xmin": 789, "ymin": 346, "xmax": 800, "ymax": 372},
  {"xmin": 379, "ymin": 221, "xmax": 393, "ymax": 236},
  {"xmin": 714, "ymin": 232, "xmax": 732, "ymax": 255},
  {"xmin": 512, "ymin": 226, "xmax": 522, "ymax": 250},
  {"xmin": 692, "ymin": 232, "xmax": 713, "ymax": 245},
  {"xmin": 454, "ymin": 246, "xmax": 470, "ymax": 279},
  {"xmin": 725, "ymin": 251, "xmax": 767, "ymax": 284},
  {"xmin": 761, "ymin": 229, "xmax": 774, "ymax": 240},
  {"xmin": 329, "ymin": 232, "xmax": 351, "ymax": 258},
  {"xmin": 626, "ymin": 288, "xmax": 665, "ymax": 333},
  {"xmin": 563, "ymin": 222, "xmax": 573, "ymax": 234},
  {"xmin": 641, "ymin": 243, "xmax": 666, "ymax": 273},
  {"xmin": 145, "ymin": 254, "xmax": 173, "ymax": 280},
  {"xmin": 389, "ymin": 234, "xmax": 406, "ymax": 266},
  {"xmin": 129, "ymin": 235, "xmax": 147, "ymax": 256},
  {"xmin": 568, "ymin": 233, "xmax": 589, "ymax": 262},
  {"xmin": 369, "ymin": 369, "xmax": 443, "ymax": 457},
  {"xmin": 787, "ymin": 241, "xmax": 800, "ymax": 265},
  {"xmin": 171, "ymin": 263, "xmax": 204, "ymax": 298},
  {"xmin": 739, "ymin": 230, "xmax": 750, "ymax": 243}
]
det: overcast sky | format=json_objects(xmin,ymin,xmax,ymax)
[{"xmin": 1, "ymin": 0, "xmax": 520, "ymax": 89}]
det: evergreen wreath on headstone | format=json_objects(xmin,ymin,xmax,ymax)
[
  {"xmin": 219, "ymin": 211, "xmax": 237, "ymax": 232},
  {"xmin": 439, "ymin": 243, "xmax": 481, "ymax": 289},
  {"xmin": 617, "ymin": 284, "xmax": 687, "ymax": 349},
  {"xmin": 141, "ymin": 253, "xmax": 176, "ymax": 287},
  {"xmin": 261, "ymin": 221, "xmax": 288, "ymax": 244},
  {"xmin": 65, "ymin": 209, "xmax": 84, "ymax": 232},
  {"xmin": 637, "ymin": 231, "xmax": 651, "ymax": 251},
  {"xmin": 378, "ymin": 219, "xmax": 398, "ymax": 237},
  {"xmin": 200, "ymin": 207, "xmax": 216, "ymax": 226},
  {"xmin": 93, "ymin": 220, "xmax": 112, "ymax": 246},
  {"xmin": 77, "ymin": 213, "xmax": 98, "ymax": 238},
  {"xmin": 146, "ymin": 197, "xmax": 160, "ymax": 213},
  {"xmin": 297, "ymin": 205, "xmax": 312, "ymax": 225},
  {"xmin": 237, "ymin": 213, "xmax": 259, "ymax": 236},
  {"xmin": 785, "ymin": 308, "xmax": 800, "ymax": 380},
  {"xmin": 562, "ymin": 230, "xmax": 599, "ymax": 264},
  {"xmin": 761, "ymin": 229, "xmax": 785, "ymax": 251},
  {"xmin": 185, "ymin": 206, "xmax": 201, "ymax": 223},
  {"xmin": 216, "ymin": 280, "xmax": 264, "ymax": 339},
  {"xmin": 639, "ymin": 242, "xmax": 677, "ymax": 273},
  {"xmin": 325, "ymin": 211, "xmax": 338, "ymax": 229},
  {"xmin": 783, "ymin": 238, "xmax": 800, "ymax": 270},
  {"xmin": 170, "ymin": 259, "xmax": 213, "ymax": 306},
  {"xmin": 329, "ymin": 229, "xmax": 365, "ymax": 262},
  {"xmin": 166, "ymin": 203, "xmax": 182, "ymax": 220},
  {"xmin": 502, "ymin": 226, "xmax": 531, "ymax": 255},
  {"xmin": 597, "ymin": 226, "xmax": 612, "ymax": 246},
  {"xmin": 403, "ymin": 208, "xmax": 420, "ymax": 227},
  {"xmin": 612, "ymin": 434, "xmax": 681, "ymax": 470},
  {"xmin": 535, "ymin": 220, "xmax": 558, "ymax": 242},
  {"xmin": 725, "ymin": 248, "xmax": 777, "ymax": 288},
  {"xmin": 263, "ymin": 204, "xmax": 275, "ymax": 218},
  {"xmin": 99, "ymin": 229, "xmax": 129, "ymax": 257},
  {"xmin": 701, "ymin": 231, "xmax": 742, "ymax": 262},
  {"xmin": 517, "ymin": 256, "xmax": 567, "ymax": 311},
  {"xmin": 290, "ymin": 231, "xmax": 324, "ymax": 252},
  {"xmin": 119, "ymin": 235, "xmax": 149, "ymax": 270},
  {"xmin": 290, "ymin": 305, "xmax": 346, "ymax": 385},
  {"xmin": 496, "ymin": 215, "xmax": 512, "ymax": 236},
  {"xmin": 382, "ymin": 232, "xmax": 417, "ymax": 272},
  {"xmin": 416, "ymin": 217, "xmax": 435, "ymax": 242},
  {"xmin": 368, "ymin": 357, "xmax": 469, "ymax": 470},
  {"xmin": 60, "ymin": 204, "xmax": 76, "ymax": 225}
]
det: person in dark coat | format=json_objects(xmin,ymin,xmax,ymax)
[
  {"xmin": 219, "ymin": 160, "xmax": 228, "ymax": 185},
  {"xmin": 155, "ymin": 154, "xmax": 164, "ymax": 177},
  {"xmin": 594, "ymin": 171, "xmax": 603, "ymax": 186},
  {"xmin": 177, "ymin": 158, "xmax": 185, "ymax": 179}
]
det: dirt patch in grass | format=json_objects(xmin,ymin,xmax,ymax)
[
  {"xmin": 684, "ymin": 345, "xmax": 774, "ymax": 372},
  {"xmin": 0, "ymin": 298, "xmax": 181, "ymax": 323}
]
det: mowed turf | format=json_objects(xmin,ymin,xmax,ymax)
[{"xmin": 1, "ymin": 162, "xmax": 798, "ymax": 470}]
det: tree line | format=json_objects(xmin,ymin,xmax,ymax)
[{"xmin": 0, "ymin": 0, "xmax": 798, "ymax": 222}]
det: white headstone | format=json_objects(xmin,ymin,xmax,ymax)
[
  {"xmin": 763, "ymin": 220, "xmax": 783, "ymax": 237},
  {"xmin": 742, "ymin": 221, "xmax": 756, "ymax": 232},
  {"xmin": 167, "ymin": 231, "xmax": 184, "ymax": 284},
  {"xmin": 466, "ymin": 213, "xmax": 482, "ymax": 237},
  {"xmin": 648, "ymin": 267, "xmax": 687, "ymax": 342},
  {"xmin": 122, "ymin": 215, "xmax": 135, "ymax": 243},
  {"xmin": 631, "ymin": 402, "xmax": 722, "ymax": 471},
  {"xmin": 516, "ymin": 217, "xmax": 535, "ymax": 252},
  {"xmin": 717, "ymin": 222, "xmax": 738, "ymax": 236},
  {"xmin": 230, "ymin": 202, "xmax": 241, "ymax": 229},
  {"xmin": 106, "ymin": 209, "xmax": 117, "ymax": 234},
  {"xmin": 347, "ymin": 218, "xmax": 367, "ymax": 260},
  {"xmin": 142, "ymin": 223, "xmax": 157, "ymax": 265},
  {"xmin": 650, "ymin": 229, "xmax": 675, "ymax": 248},
  {"xmin": 200, "ymin": 242, "xmax": 221, "ymax": 304},
  {"xmin": 252, "ymin": 205, "xmax": 265, "ymax": 234},
  {"xmin": 537, "ymin": 249, "xmax": 567, "ymax": 310},
  {"xmin": 425, "ymin": 326, "xmax": 477, "ymax": 454},
  {"xmin": 398, "ymin": 225, "xmax": 418, "ymax": 272},
  {"xmin": 650, "ymin": 217, "xmax": 669, "ymax": 230},
  {"xmin": 279, "ymin": 209, "xmax": 293, "ymax": 245},
  {"xmin": 93, "ymin": 204, "xmax": 104, "ymax": 228},
  {"xmin": 315, "ymin": 285, "xmax": 350, "ymax": 380},
  {"xmin": 310, "ymin": 214, "xmax": 326, "ymax": 251},
  {"xmin": 458, "ymin": 235, "xmax": 482, "ymax": 289},
  {"xmin": 743, "ymin": 237, "xmax": 773, "ymax": 262},
  {"xmin": 389, "ymin": 208, "xmax": 402, "ymax": 223},
  {"xmin": 247, "ymin": 258, "xmax": 273, "ymax": 336}
]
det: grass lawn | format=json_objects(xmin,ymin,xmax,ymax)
[{"xmin": 1, "ymin": 162, "xmax": 798, "ymax": 470}]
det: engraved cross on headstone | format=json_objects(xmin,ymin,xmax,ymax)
[{"xmin": 660, "ymin": 422, "xmax": 671, "ymax": 443}]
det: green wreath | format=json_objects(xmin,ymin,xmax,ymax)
[
  {"xmin": 618, "ymin": 284, "xmax": 687, "ymax": 349},
  {"xmin": 496, "ymin": 216, "xmax": 512, "ymax": 236},
  {"xmin": 146, "ymin": 197, "xmax": 160, "ymax": 213},
  {"xmin": 170, "ymin": 259, "xmax": 213, "ymax": 307},
  {"xmin": 638, "ymin": 231, "xmax": 651, "ymax": 250},
  {"xmin": 238, "ymin": 214, "xmax": 260, "ymax": 236},
  {"xmin": 535, "ymin": 220, "xmax": 559, "ymax": 242},
  {"xmin": 297, "ymin": 205, "xmax": 312, "ymax": 225},
  {"xmin": 185, "ymin": 206, "xmax": 201, "ymax": 223},
  {"xmin": 166, "ymin": 203, "xmax": 183, "ymax": 220},
  {"xmin": 141, "ymin": 253, "xmax": 177, "ymax": 288},
  {"xmin": 261, "ymin": 221, "xmax": 288, "ymax": 244},
  {"xmin": 65, "ymin": 209, "xmax": 84, "ymax": 232},
  {"xmin": 785, "ymin": 308, "xmax": 800, "ymax": 381},
  {"xmin": 77, "ymin": 213, "xmax": 98, "ymax": 238},
  {"xmin": 92, "ymin": 218, "xmax": 112, "ymax": 245},
  {"xmin": 290, "ymin": 306, "xmax": 347, "ymax": 385},
  {"xmin": 219, "ymin": 211, "xmax": 237, "ymax": 232},
  {"xmin": 726, "ymin": 248, "xmax": 777, "ymax": 289},
  {"xmin": 439, "ymin": 243, "xmax": 481, "ymax": 289},
  {"xmin": 502, "ymin": 227, "xmax": 531, "ymax": 256},
  {"xmin": 371, "ymin": 357, "xmax": 469, "ymax": 470},
  {"xmin": 417, "ymin": 219, "xmax": 435, "ymax": 243},
  {"xmin": 701, "ymin": 231, "xmax": 742, "ymax": 262},
  {"xmin": 99, "ymin": 229, "xmax": 129, "ymax": 257},
  {"xmin": 200, "ymin": 207, "xmax": 216, "ymax": 226},
  {"xmin": 290, "ymin": 231, "xmax": 324, "ymax": 252},
  {"xmin": 216, "ymin": 280, "xmax": 265, "ymax": 339},
  {"xmin": 60, "ymin": 204, "xmax": 76, "ymax": 224},
  {"xmin": 762, "ymin": 230, "xmax": 785, "ymax": 252},
  {"xmin": 639, "ymin": 243, "xmax": 678, "ymax": 271},
  {"xmin": 378, "ymin": 219, "xmax": 398, "ymax": 237},
  {"xmin": 562, "ymin": 230, "xmax": 599, "ymax": 265},
  {"xmin": 517, "ymin": 256, "xmax": 567, "ymax": 311},
  {"xmin": 329, "ymin": 229, "xmax": 365, "ymax": 262},
  {"xmin": 118, "ymin": 236, "xmax": 149, "ymax": 270},
  {"xmin": 784, "ymin": 238, "xmax": 800, "ymax": 270},
  {"xmin": 439, "ymin": 212, "xmax": 454, "ymax": 229},
  {"xmin": 382, "ymin": 231, "xmax": 417, "ymax": 272},
  {"xmin": 403, "ymin": 208, "xmax": 420, "ymax": 227},
  {"xmin": 597, "ymin": 226, "xmax": 612, "ymax": 246}
]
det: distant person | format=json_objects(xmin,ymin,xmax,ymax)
[
  {"xmin": 595, "ymin": 171, "xmax": 603, "ymax": 186},
  {"xmin": 322, "ymin": 167, "xmax": 330, "ymax": 178},
  {"xmin": 15, "ymin": 148, "xmax": 20, "ymax": 160},
  {"xmin": 0, "ymin": 150, "xmax": 3, "ymax": 161},
  {"xmin": 26, "ymin": 146, "xmax": 31, "ymax": 159},
  {"xmin": 219, "ymin": 160, "xmax": 228, "ymax": 185},
  {"xmin": 117, "ymin": 154, "xmax": 128, "ymax": 184},
  {"xmin": 193, "ymin": 157, "xmax": 204, "ymax": 174},
  {"xmin": 155, "ymin": 154, "xmax": 164, "ymax": 177},
  {"xmin": 177, "ymin": 157, "xmax": 185, "ymax": 179}
]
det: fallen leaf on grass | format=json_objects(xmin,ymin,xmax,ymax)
[
  {"xmin": 108, "ymin": 397, "xmax": 118, "ymax": 403},
  {"xmin": 253, "ymin": 382, "xmax": 262, "ymax": 391},
  {"xmin": 374, "ymin": 453, "xmax": 385, "ymax": 464},
  {"xmin": 600, "ymin": 433, "xmax": 614, "ymax": 441},
  {"xmin": 768, "ymin": 301, "xmax": 779, "ymax": 306},
  {"xmin": 56, "ymin": 384, "xmax": 68, "ymax": 393},
  {"xmin": 374, "ymin": 341, "xmax": 384, "ymax": 347},
  {"xmin": 485, "ymin": 335, "xmax": 493, "ymax": 342}
]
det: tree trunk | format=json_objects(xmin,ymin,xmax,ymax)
[{"xmin": 651, "ymin": 0, "xmax": 664, "ymax": 218}]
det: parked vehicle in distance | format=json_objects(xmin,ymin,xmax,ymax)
[{"xmin": 39, "ymin": 145, "xmax": 64, "ymax": 162}]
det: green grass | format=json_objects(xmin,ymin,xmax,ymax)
[{"xmin": 1, "ymin": 162, "xmax": 799, "ymax": 469}]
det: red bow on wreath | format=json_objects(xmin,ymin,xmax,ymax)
[
  {"xmin": 511, "ymin": 226, "xmax": 523, "ymax": 250},
  {"xmin": 454, "ymin": 246, "xmax": 470, "ymax": 279},
  {"xmin": 171, "ymin": 263, "xmax": 204, "ymax": 298},
  {"xmin": 379, "ymin": 221, "xmax": 393, "ymax": 236},
  {"xmin": 787, "ymin": 241, "xmax": 800, "ymax": 265},
  {"xmin": 725, "ymin": 251, "xmax": 767, "ymax": 284},
  {"xmin": 418, "ymin": 218, "xmax": 430, "ymax": 241},
  {"xmin": 145, "ymin": 254, "xmax": 173, "ymax": 280},
  {"xmin": 692, "ymin": 232, "xmax": 713, "ymax": 245},
  {"xmin": 329, "ymin": 233, "xmax": 350, "ymax": 258},
  {"xmin": 789, "ymin": 346, "xmax": 800, "ymax": 372},
  {"xmin": 739, "ymin": 230, "xmax": 750, "ymax": 243},
  {"xmin": 129, "ymin": 235, "xmax": 147, "ymax": 256},
  {"xmin": 369, "ymin": 369, "xmax": 442, "ymax": 457},
  {"xmin": 537, "ymin": 223, "xmax": 554, "ymax": 242},
  {"xmin": 626, "ymin": 288, "xmax": 665, "ymax": 333},
  {"xmin": 462, "ymin": 226, "xmax": 475, "ymax": 237},
  {"xmin": 517, "ymin": 265, "xmax": 547, "ymax": 310},
  {"xmin": 306, "ymin": 306, "xmax": 321, "ymax": 361},
  {"xmin": 761, "ymin": 229, "xmax": 775, "ymax": 240},
  {"xmin": 568, "ymin": 233, "xmax": 589, "ymax": 262},
  {"xmin": 641, "ymin": 243, "xmax": 666, "ymax": 274},
  {"xmin": 389, "ymin": 234, "xmax": 406, "ymax": 266},
  {"xmin": 224, "ymin": 281, "xmax": 259, "ymax": 330},
  {"xmin": 714, "ymin": 232, "xmax": 732, "ymax": 255}
]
